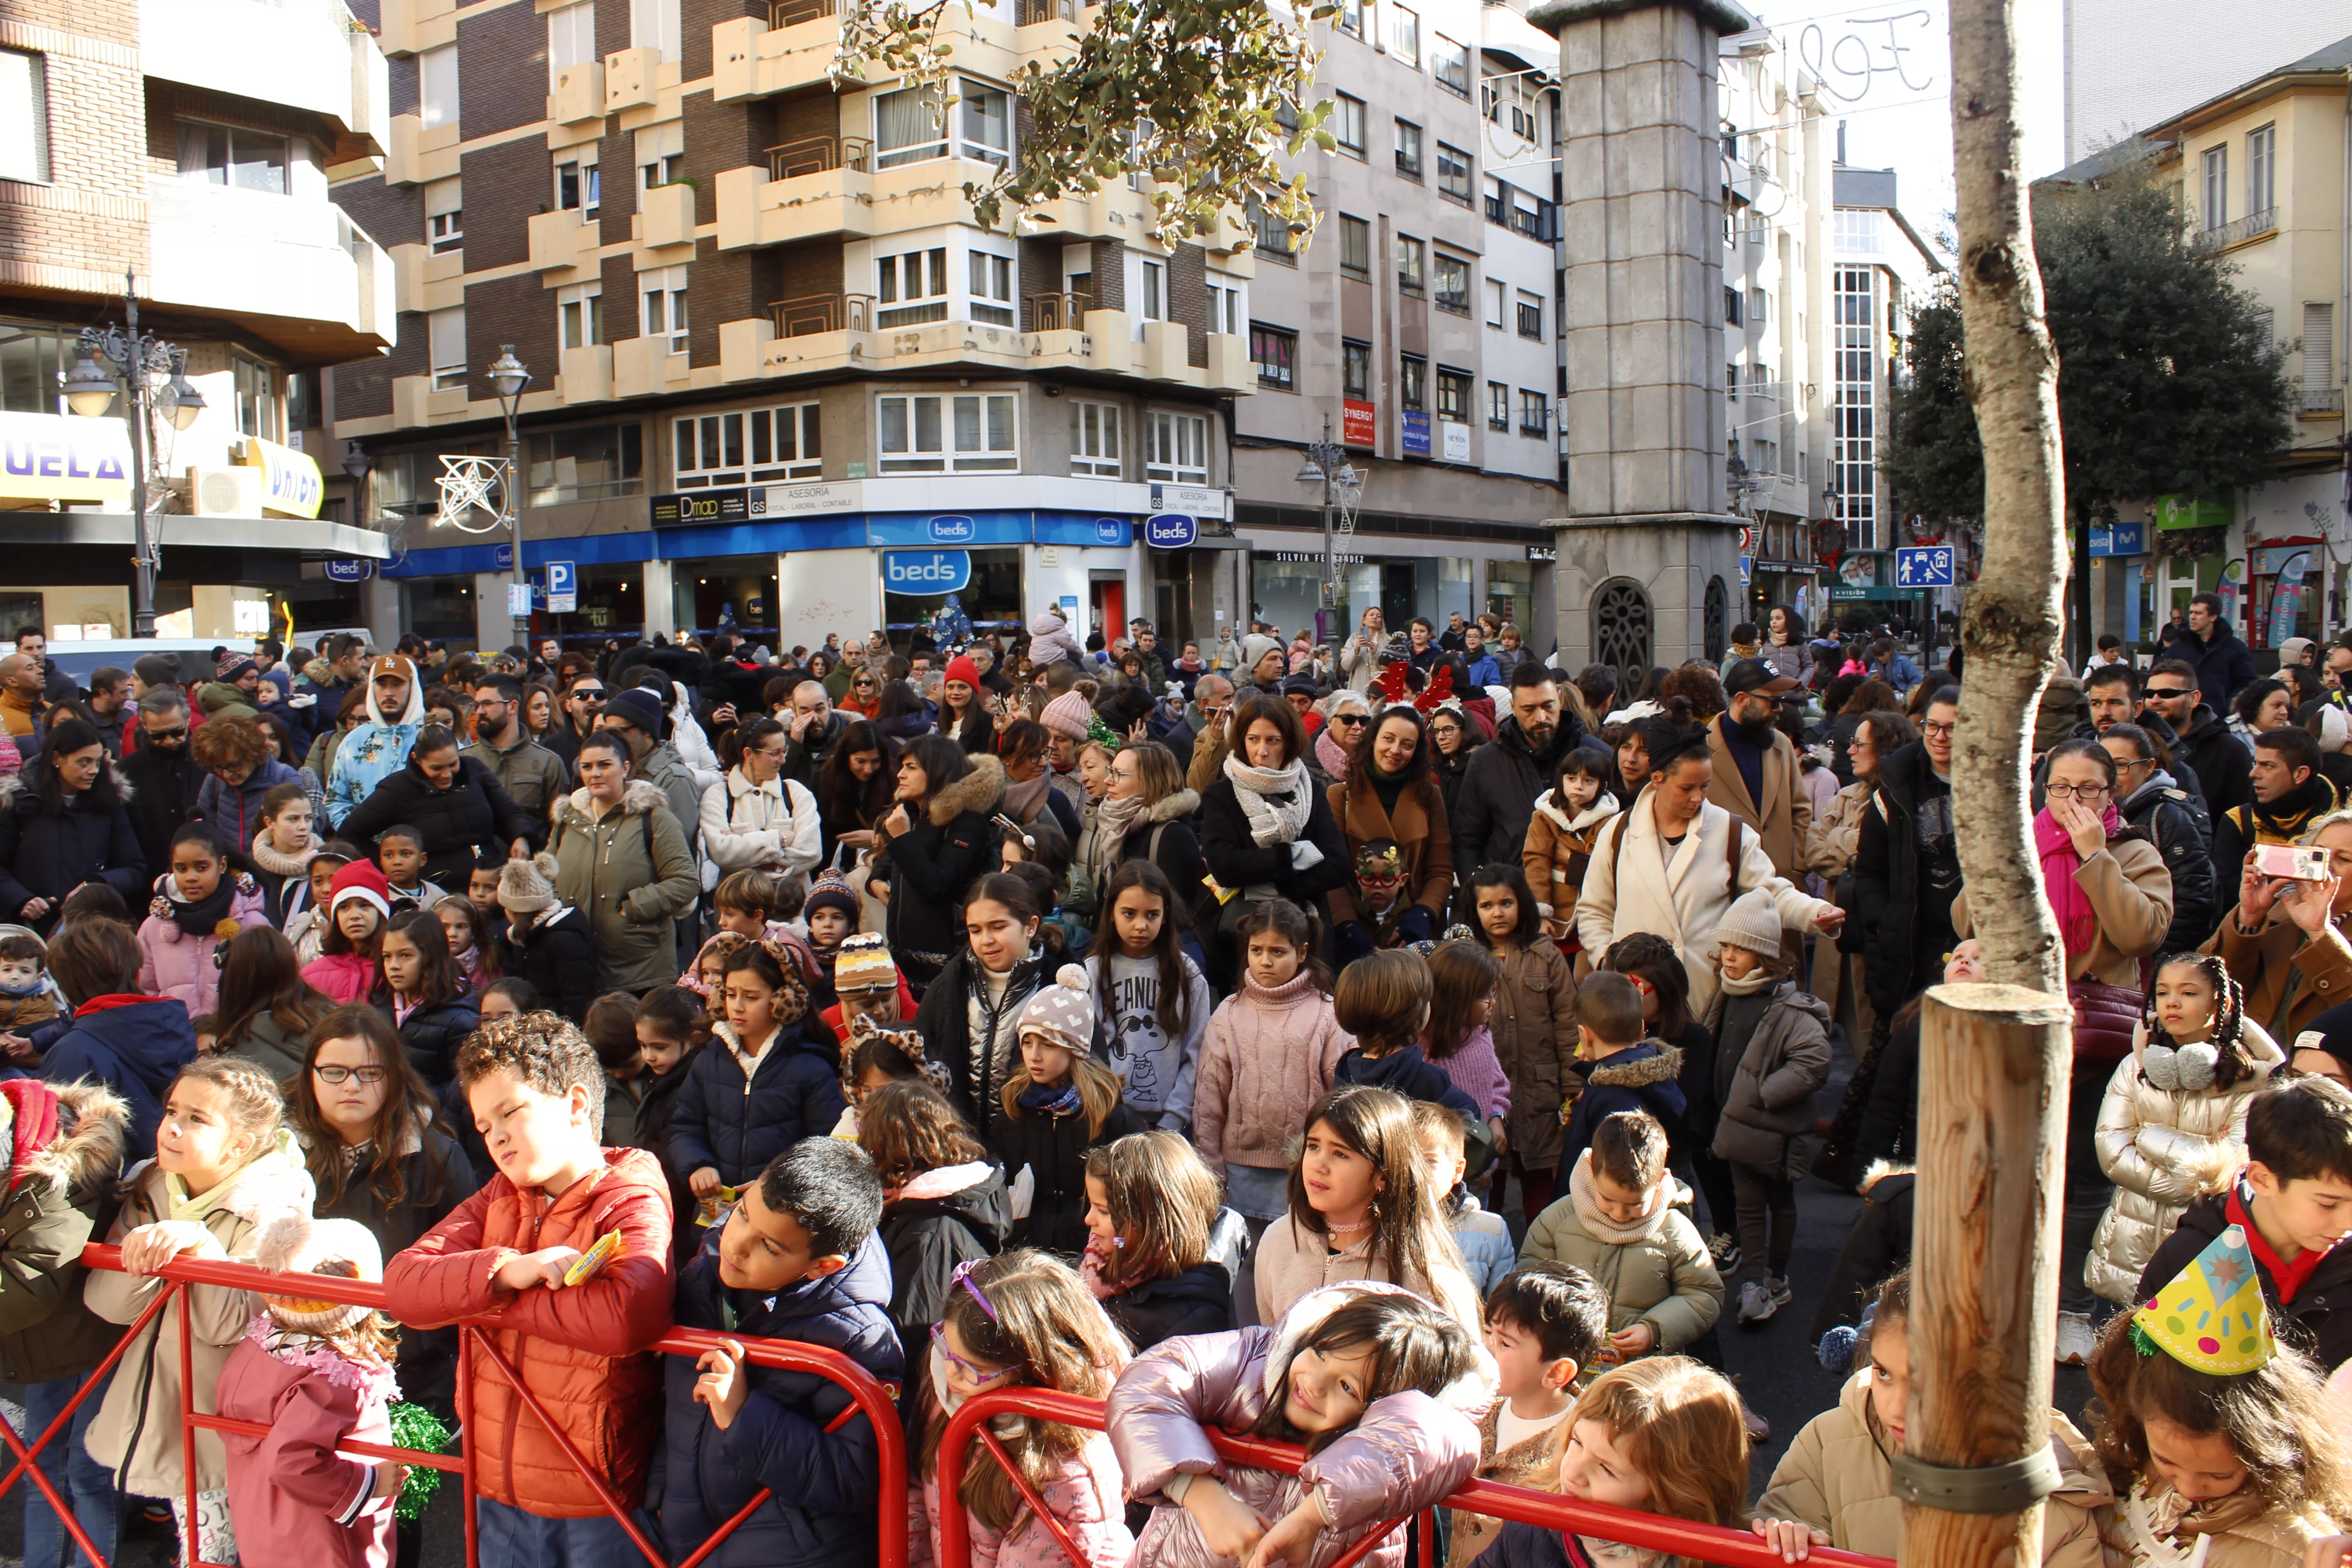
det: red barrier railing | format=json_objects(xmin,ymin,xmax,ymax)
[
  {"xmin": 934, "ymin": 1388, "xmax": 1898, "ymax": 1568},
  {"xmin": 0, "ymin": 1244, "xmax": 909, "ymax": 1568}
]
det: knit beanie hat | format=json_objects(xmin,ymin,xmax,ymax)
[
  {"xmin": 604, "ymin": 686, "xmax": 665, "ymax": 739},
  {"xmin": 943, "ymin": 655, "xmax": 982, "ymax": 690},
  {"xmin": 328, "ymin": 859, "xmax": 392, "ymax": 921},
  {"xmin": 499, "ymin": 852, "xmax": 560, "ymax": 913},
  {"xmin": 1040, "ymin": 690, "xmax": 1093, "ymax": 741},
  {"xmin": 255, "ymin": 1214, "xmax": 382, "ymax": 1335},
  {"xmin": 1016, "ymin": 963, "xmax": 1096, "ymax": 1055},
  {"xmin": 833, "ymin": 932, "xmax": 898, "ymax": 993},
  {"xmin": 216, "ymin": 652, "xmax": 256, "ymax": 684},
  {"xmin": 1239, "ymin": 633, "xmax": 1281, "ymax": 673},
  {"xmin": 1715, "ymin": 887, "xmax": 1783, "ymax": 958},
  {"xmin": 804, "ymin": 870, "xmax": 860, "ymax": 927}
]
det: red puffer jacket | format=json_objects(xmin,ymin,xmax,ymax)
[{"xmin": 383, "ymin": 1147, "xmax": 674, "ymax": 1515}]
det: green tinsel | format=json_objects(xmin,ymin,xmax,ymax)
[
  {"xmin": 386, "ymin": 1401, "xmax": 453, "ymax": 1523},
  {"xmin": 2128, "ymin": 1318, "xmax": 2161, "ymax": 1359}
]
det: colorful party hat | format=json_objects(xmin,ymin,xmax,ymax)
[{"xmin": 2130, "ymin": 1223, "xmax": 2274, "ymax": 1375}]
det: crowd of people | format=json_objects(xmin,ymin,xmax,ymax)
[{"xmin": 0, "ymin": 590, "xmax": 2344, "ymax": 1568}]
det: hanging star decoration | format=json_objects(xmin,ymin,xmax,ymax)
[{"xmin": 435, "ymin": 455, "xmax": 509, "ymax": 533}]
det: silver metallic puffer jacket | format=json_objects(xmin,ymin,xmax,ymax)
[{"xmin": 1108, "ymin": 1283, "xmax": 1490, "ymax": 1568}]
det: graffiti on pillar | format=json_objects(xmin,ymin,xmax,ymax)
[
  {"xmin": 1592, "ymin": 579, "xmax": 1654, "ymax": 691},
  {"xmin": 1797, "ymin": 10, "xmax": 1938, "ymax": 105},
  {"xmin": 1703, "ymin": 578, "xmax": 1728, "ymax": 664}
]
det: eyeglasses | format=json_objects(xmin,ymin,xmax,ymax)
[
  {"xmin": 2142, "ymin": 687, "xmax": 2191, "ymax": 701},
  {"xmin": 928, "ymin": 1322, "xmax": 1023, "ymax": 1386},
  {"xmin": 2044, "ymin": 782, "xmax": 2110, "ymax": 800},
  {"xmin": 313, "ymin": 1064, "xmax": 388, "ymax": 1086},
  {"xmin": 1921, "ymin": 720, "xmax": 1956, "ymax": 737}
]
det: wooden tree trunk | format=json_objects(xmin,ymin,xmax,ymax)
[{"xmin": 1903, "ymin": 4, "xmax": 2074, "ymax": 1566}]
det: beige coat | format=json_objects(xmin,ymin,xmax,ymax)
[
  {"xmin": 1250, "ymin": 1213, "xmax": 1482, "ymax": 1339},
  {"xmin": 1518, "ymin": 1152, "xmax": 1722, "ymax": 1356},
  {"xmin": 1754, "ymin": 1370, "xmax": 2112, "ymax": 1565},
  {"xmin": 2106, "ymin": 1478, "xmax": 2341, "ymax": 1568},
  {"xmin": 1705, "ymin": 715, "xmax": 1812, "ymax": 880},
  {"xmin": 2085, "ymin": 1021, "xmax": 2284, "ymax": 1304},
  {"xmin": 1522, "ymin": 789, "xmax": 1617, "ymax": 934},
  {"xmin": 1575, "ymin": 792, "xmax": 1838, "ymax": 1022},
  {"xmin": 84, "ymin": 1140, "xmax": 316, "ymax": 1495},
  {"xmin": 1953, "ymin": 834, "xmax": 2172, "ymax": 991},
  {"xmin": 1805, "ymin": 779, "xmax": 1872, "ymax": 878}
]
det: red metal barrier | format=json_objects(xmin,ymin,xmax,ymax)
[
  {"xmin": 933, "ymin": 1388, "xmax": 1898, "ymax": 1568},
  {"xmin": 0, "ymin": 1244, "xmax": 908, "ymax": 1568}
]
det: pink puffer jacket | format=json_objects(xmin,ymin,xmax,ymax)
[
  {"xmin": 912, "ymin": 1431, "xmax": 1132, "ymax": 1568},
  {"xmin": 1108, "ymin": 1283, "xmax": 1489, "ymax": 1568},
  {"xmin": 137, "ymin": 879, "xmax": 269, "ymax": 1016}
]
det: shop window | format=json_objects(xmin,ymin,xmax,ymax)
[
  {"xmin": 176, "ymin": 120, "xmax": 289, "ymax": 194},
  {"xmin": 1251, "ymin": 324, "xmax": 1295, "ymax": 389},
  {"xmin": 877, "ymin": 392, "xmax": 1016, "ymax": 472},
  {"xmin": 1435, "ymin": 367, "xmax": 1468, "ymax": 422},
  {"xmin": 527, "ymin": 423, "xmax": 644, "ymax": 505},
  {"xmin": 1070, "ymin": 401, "xmax": 1121, "ymax": 476},
  {"xmin": 878, "ymin": 245, "xmax": 949, "ymax": 328},
  {"xmin": 675, "ymin": 402, "xmax": 821, "ymax": 487},
  {"xmin": 1146, "ymin": 411, "xmax": 1208, "ymax": 484},
  {"xmin": 642, "ymin": 266, "xmax": 689, "ymax": 354}
]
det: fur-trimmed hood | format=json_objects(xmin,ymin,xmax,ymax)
[
  {"xmin": 1533, "ymin": 787, "xmax": 1618, "ymax": 835},
  {"xmin": 1141, "ymin": 787, "xmax": 1201, "ymax": 824},
  {"xmin": 556, "ymin": 778, "xmax": 672, "ymax": 826},
  {"xmin": 0, "ymin": 760, "xmax": 132, "ymax": 814},
  {"xmin": 1259, "ymin": 1281, "xmax": 1494, "ymax": 1414},
  {"xmin": 1583, "ymin": 1039, "xmax": 1683, "ymax": 1089},
  {"xmin": 926, "ymin": 753, "xmax": 1005, "ymax": 826},
  {"xmin": 14, "ymin": 1081, "xmax": 128, "ymax": 1195}
]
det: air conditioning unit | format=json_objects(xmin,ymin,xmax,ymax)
[{"xmin": 187, "ymin": 466, "xmax": 263, "ymax": 518}]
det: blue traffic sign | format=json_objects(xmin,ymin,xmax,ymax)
[
  {"xmin": 545, "ymin": 560, "xmax": 576, "ymax": 596},
  {"xmin": 1144, "ymin": 513, "xmax": 1198, "ymax": 549},
  {"xmin": 884, "ymin": 549, "xmax": 972, "ymax": 595},
  {"xmin": 1895, "ymin": 545, "xmax": 1955, "ymax": 588}
]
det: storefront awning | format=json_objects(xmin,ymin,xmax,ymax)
[
  {"xmin": 0, "ymin": 511, "xmax": 392, "ymax": 558},
  {"xmin": 0, "ymin": 411, "xmax": 133, "ymax": 507}
]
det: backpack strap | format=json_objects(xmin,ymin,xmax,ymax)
[{"xmin": 1726, "ymin": 816, "xmax": 1744, "ymax": 884}]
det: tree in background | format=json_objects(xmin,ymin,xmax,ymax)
[{"xmin": 1884, "ymin": 172, "xmax": 2296, "ymax": 659}]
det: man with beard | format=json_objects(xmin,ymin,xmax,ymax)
[
  {"xmin": 1453, "ymin": 662, "xmax": 1587, "ymax": 871},
  {"xmin": 1707, "ymin": 660, "xmax": 1813, "ymax": 882},
  {"xmin": 116, "ymin": 688, "xmax": 205, "ymax": 878},
  {"xmin": 2082, "ymin": 664, "xmax": 2207, "ymax": 811},
  {"xmin": 779, "ymin": 680, "xmax": 847, "ymax": 794},
  {"xmin": 2210, "ymin": 726, "xmax": 2340, "ymax": 916}
]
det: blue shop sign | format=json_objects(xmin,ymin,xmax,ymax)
[
  {"xmin": 884, "ymin": 549, "xmax": 973, "ymax": 595},
  {"xmin": 1094, "ymin": 517, "xmax": 1124, "ymax": 546},
  {"xmin": 1401, "ymin": 411, "xmax": 1431, "ymax": 457},
  {"xmin": 929, "ymin": 514, "xmax": 975, "ymax": 543},
  {"xmin": 2089, "ymin": 521, "xmax": 2147, "ymax": 558},
  {"xmin": 1145, "ymin": 513, "xmax": 1198, "ymax": 549},
  {"xmin": 323, "ymin": 559, "xmax": 374, "ymax": 583}
]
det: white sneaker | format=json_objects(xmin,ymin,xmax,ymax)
[
  {"xmin": 1739, "ymin": 1279, "xmax": 1780, "ymax": 1325},
  {"xmin": 2055, "ymin": 1310, "xmax": 2096, "ymax": 1366}
]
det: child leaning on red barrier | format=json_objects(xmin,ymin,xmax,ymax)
[{"xmin": 382, "ymin": 1009, "xmax": 674, "ymax": 1564}]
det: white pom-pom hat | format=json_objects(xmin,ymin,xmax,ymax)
[
  {"xmin": 255, "ymin": 1214, "xmax": 382, "ymax": 1335},
  {"xmin": 1015, "ymin": 963, "xmax": 1096, "ymax": 1055}
]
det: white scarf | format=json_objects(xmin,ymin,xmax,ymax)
[
  {"xmin": 250, "ymin": 831, "xmax": 323, "ymax": 878},
  {"xmin": 1222, "ymin": 753, "xmax": 1312, "ymax": 846}
]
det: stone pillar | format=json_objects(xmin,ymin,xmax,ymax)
[
  {"xmin": 643, "ymin": 559, "xmax": 676, "ymax": 639},
  {"xmin": 1535, "ymin": 0, "xmax": 1752, "ymax": 675}
]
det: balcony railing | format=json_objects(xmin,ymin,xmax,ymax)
[
  {"xmin": 769, "ymin": 291, "xmax": 874, "ymax": 336},
  {"xmin": 1025, "ymin": 290, "xmax": 1093, "ymax": 331},
  {"xmin": 2195, "ymin": 207, "xmax": 2277, "ymax": 248},
  {"xmin": 767, "ymin": 135, "xmax": 872, "ymax": 180},
  {"xmin": 2303, "ymin": 386, "xmax": 2346, "ymax": 416},
  {"xmin": 1019, "ymin": 0, "xmax": 1081, "ymax": 23},
  {"xmin": 768, "ymin": 0, "xmax": 834, "ymax": 24}
]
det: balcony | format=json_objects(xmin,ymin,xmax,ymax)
[
  {"xmin": 769, "ymin": 135, "xmax": 871, "ymax": 180},
  {"xmin": 2195, "ymin": 207, "xmax": 2277, "ymax": 250},
  {"xmin": 714, "ymin": 2, "xmax": 1023, "ymax": 100},
  {"xmin": 549, "ymin": 61, "xmax": 606, "ymax": 127},
  {"xmin": 770, "ymin": 292, "xmax": 875, "ymax": 336},
  {"xmin": 2303, "ymin": 387, "xmax": 2346, "ymax": 419},
  {"xmin": 1024, "ymin": 291, "xmax": 1093, "ymax": 332},
  {"xmin": 144, "ymin": 0, "xmax": 389, "ymax": 162},
  {"xmin": 528, "ymin": 209, "xmax": 602, "ymax": 278},
  {"xmin": 716, "ymin": 152, "xmax": 1000, "ymax": 249},
  {"xmin": 145, "ymin": 181, "xmax": 394, "ymax": 363}
]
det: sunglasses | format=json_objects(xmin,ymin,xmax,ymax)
[
  {"xmin": 2142, "ymin": 687, "xmax": 2191, "ymax": 700},
  {"xmin": 144, "ymin": 726, "xmax": 188, "ymax": 742},
  {"xmin": 1332, "ymin": 714, "xmax": 1369, "ymax": 727},
  {"xmin": 573, "ymin": 688, "xmax": 607, "ymax": 701}
]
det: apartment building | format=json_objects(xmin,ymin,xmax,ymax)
[
  {"xmin": 1718, "ymin": 27, "xmax": 1828, "ymax": 632},
  {"xmin": 329, "ymin": 0, "xmax": 1260, "ymax": 655},
  {"xmin": 0, "ymin": 0, "xmax": 393, "ymax": 641},
  {"xmin": 2063, "ymin": 0, "xmax": 2347, "ymax": 168},
  {"xmin": 1228, "ymin": 0, "xmax": 1565, "ymax": 645}
]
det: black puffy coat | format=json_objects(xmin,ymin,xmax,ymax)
[
  {"xmin": 505, "ymin": 905, "xmax": 596, "ymax": 1023},
  {"xmin": 0, "ymin": 769, "xmax": 148, "ymax": 930},
  {"xmin": 1852, "ymin": 740, "xmax": 1956, "ymax": 1017},
  {"xmin": 338, "ymin": 753, "xmax": 535, "ymax": 891},
  {"xmin": 386, "ymin": 984, "xmax": 480, "ymax": 1086},
  {"xmin": 878, "ymin": 1161, "xmax": 1012, "ymax": 1347},
  {"xmin": 2174, "ymin": 703, "xmax": 2255, "ymax": 823},
  {"xmin": 1449, "ymin": 715, "xmax": 1587, "ymax": 875},
  {"xmin": 667, "ymin": 1022, "xmax": 847, "ymax": 1193},
  {"xmin": 986, "ymin": 1095, "xmax": 1144, "ymax": 1257},
  {"xmin": 2119, "ymin": 774, "xmax": 2217, "ymax": 952},
  {"xmin": 115, "ymin": 745, "xmax": 203, "ymax": 880},
  {"xmin": 1102, "ymin": 1207, "xmax": 1248, "ymax": 1352},
  {"xmin": 874, "ymin": 756, "xmax": 1004, "ymax": 965}
]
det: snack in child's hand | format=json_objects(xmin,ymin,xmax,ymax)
[
  {"xmin": 561, "ymin": 1228, "xmax": 626, "ymax": 1287},
  {"xmin": 695, "ymin": 1186, "xmax": 739, "ymax": 1230}
]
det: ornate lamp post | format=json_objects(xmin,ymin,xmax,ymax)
[{"xmin": 1294, "ymin": 414, "xmax": 1362, "ymax": 641}]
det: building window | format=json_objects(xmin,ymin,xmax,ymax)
[
  {"xmin": 1337, "ymin": 0, "xmax": 1361, "ymax": 33},
  {"xmin": 1394, "ymin": 119, "xmax": 1422, "ymax": 179},
  {"xmin": 960, "ymin": 83, "xmax": 1012, "ymax": 166},
  {"xmin": 0, "ymin": 51, "xmax": 49, "ymax": 184},
  {"xmin": 637, "ymin": 122, "xmax": 684, "ymax": 191},
  {"xmin": 2304, "ymin": 302, "xmax": 2336, "ymax": 407},
  {"xmin": 419, "ymin": 44, "xmax": 458, "ymax": 131},
  {"xmin": 1139, "ymin": 258, "xmax": 1165, "ymax": 321},
  {"xmin": 1832, "ymin": 209, "xmax": 1881, "ymax": 253},
  {"xmin": 233, "ymin": 353, "xmax": 281, "ymax": 443},
  {"xmin": 1252, "ymin": 200, "xmax": 1294, "ymax": 259},
  {"xmin": 2247, "ymin": 122, "xmax": 2275, "ymax": 218},
  {"xmin": 877, "ymin": 392, "xmax": 1017, "ymax": 472},
  {"xmin": 877, "ymin": 246, "xmax": 948, "ymax": 327},
  {"xmin": 874, "ymin": 84, "xmax": 954, "ymax": 169},
  {"xmin": 1342, "ymin": 339, "xmax": 1370, "ymax": 400},
  {"xmin": 1147, "ymin": 411, "xmax": 1209, "ymax": 484},
  {"xmin": 1339, "ymin": 214, "xmax": 1370, "ymax": 276},
  {"xmin": 526, "ymin": 423, "xmax": 644, "ymax": 505},
  {"xmin": 1251, "ymin": 324, "xmax": 1296, "ymax": 389},
  {"xmin": 1725, "ymin": 362, "xmax": 1740, "ymax": 400},
  {"xmin": 1749, "ymin": 287, "xmax": 1767, "ymax": 324},
  {"xmin": 425, "ymin": 177, "xmax": 462, "ymax": 255},
  {"xmin": 1070, "ymin": 401, "xmax": 1121, "ymax": 476},
  {"xmin": 1436, "ymin": 142, "xmax": 1471, "ymax": 204},
  {"xmin": 1485, "ymin": 278, "xmax": 1505, "ymax": 328},
  {"xmin": 176, "ymin": 121, "xmax": 290, "ymax": 194},
  {"xmin": 559, "ymin": 282, "xmax": 603, "ymax": 348},
  {"xmin": 2201, "ymin": 145, "xmax": 2227, "ymax": 231},
  {"xmin": 1207, "ymin": 279, "xmax": 1243, "ymax": 335},
  {"xmin": 1487, "ymin": 380, "xmax": 1509, "ymax": 431},
  {"xmin": 547, "ymin": 2, "xmax": 596, "ymax": 88},
  {"xmin": 556, "ymin": 154, "xmax": 600, "ymax": 218},
  {"xmin": 1334, "ymin": 94, "xmax": 1366, "ymax": 156},
  {"xmin": 1435, "ymin": 366, "xmax": 1468, "ymax": 422},
  {"xmin": 1432, "ymin": 252, "xmax": 1468, "ymax": 313},
  {"xmin": 1833, "ymin": 266, "xmax": 1877, "ymax": 549},
  {"xmin": 1396, "ymin": 235, "xmax": 1424, "ymax": 293},
  {"xmin": 642, "ymin": 265, "xmax": 689, "ymax": 354},
  {"xmin": 1723, "ymin": 286, "xmax": 1742, "ymax": 326},
  {"xmin": 630, "ymin": 0, "xmax": 681, "ymax": 57},
  {"xmin": 428, "ymin": 307, "xmax": 466, "ymax": 391},
  {"xmin": 1432, "ymin": 34, "xmax": 1469, "ymax": 96},
  {"xmin": 1519, "ymin": 389, "xmax": 1547, "ymax": 434},
  {"xmin": 1387, "ymin": 3, "xmax": 1418, "ymax": 64},
  {"xmin": 1516, "ymin": 290, "xmax": 1542, "ymax": 339},
  {"xmin": 970, "ymin": 247, "xmax": 1014, "ymax": 325},
  {"xmin": 1399, "ymin": 353, "xmax": 1425, "ymax": 411},
  {"xmin": 675, "ymin": 403, "xmax": 821, "ymax": 487}
]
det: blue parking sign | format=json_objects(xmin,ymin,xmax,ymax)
[{"xmin": 1895, "ymin": 546, "xmax": 1955, "ymax": 588}]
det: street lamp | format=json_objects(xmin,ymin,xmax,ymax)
[
  {"xmin": 64, "ymin": 269, "xmax": 205, "ymax": 638},
  {"xmin": 488, "ymin": 345, "xmax": 532, "ymax": 650},
  {"xmin": 1294, "ymin": 414, "xmax": 1362, "ymax": 640}
]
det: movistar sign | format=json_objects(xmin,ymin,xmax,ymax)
[{"xmin": 883, "ymin": 549, "xmax": 972, "ymax": 594}]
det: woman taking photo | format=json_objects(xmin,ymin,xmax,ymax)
[
  {"xmin": 1328, "ymin": 706, "xmax": 1453, "ymax": 951},
  {"xmin": 815, "ymin": 718, "xmax": 895, "ymax": 869},
  {"xmin": 0, "ymin": 718, "xmax": 144, "ymax": 935},
  {"xmin": 1804, "ymin": 710, "xmax": 1913, "ymax": 1039},
  {"xmin": 699, "ymin": 715, "xmax": 821, "ymax": 882},
  {"xmin": 212, "ymin": 927, "xmax": 333, "ymax": 1082},
  {"xmin": 1198, "ymin": 693, "xmax": 1349, "ymax": 931},
  {"xmin": 1339, "ymin": 607, "xmax": 1388, "ymax": 694},
  {"xmin": 868, "ymin": 735, "xmax": 1005, "ymax": 991}
]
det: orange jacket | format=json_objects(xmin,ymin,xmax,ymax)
[{"xmin": 384, "ymin": 1147, "xmax": 674, "ymax": 1516}]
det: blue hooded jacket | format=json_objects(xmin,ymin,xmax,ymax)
[
  {"xmin": 662, "ymin": 1226, "xmax": 906, "ymax": 1568},
  {"xmin": 1559, "ymin": 1039, "xmax": 1688, "ymax": 1168},
  {"xmin": 42, "ymin": 994, "xmax": 199, "ymax": 1161},
  {"xmin": 669, "ymin": 1022, "xmax": 849, "ymax": 1193},
  {"xmin": 1333, "ymin": 1044, "xmax": 1482, "ymax": 1120}
]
